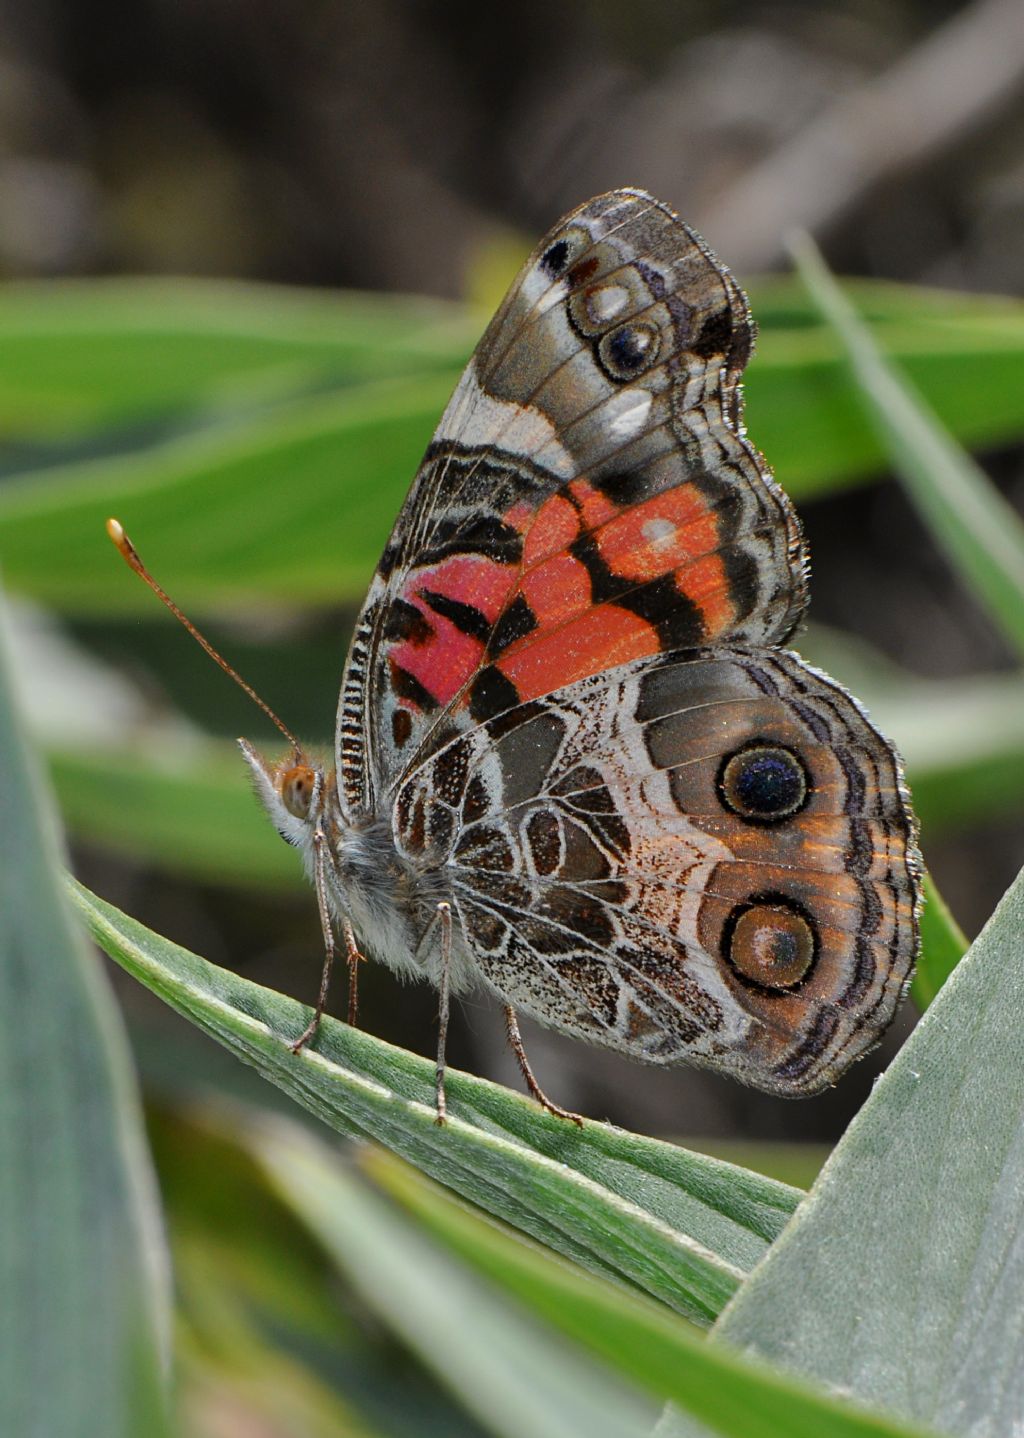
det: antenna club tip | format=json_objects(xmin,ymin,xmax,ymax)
[
  {"xmin": 106, "ymin": 517, "xmax": 133, "ymax": 560},
  {"xmin": 103, "ymin": 521, "xmax": 302, "ymax": 749},
  {"xmin": 106, "ymin": 516, "xmax": 141, "ymax": 570}
]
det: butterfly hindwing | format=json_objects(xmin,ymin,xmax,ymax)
[
  {"xmin": 392, "ymin": 647, "xmax": 920, "ymax": 1095},
  {"xmin": 337, "ymin": 189, "xmax": 808, "ymax": 818}
]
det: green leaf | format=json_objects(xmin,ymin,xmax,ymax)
[
  {"xmin": 668, "ymin": 865, "xmax": 1024, "ymax": 1437},
  {"xmin": 0, "ymin": 376, "xmax": 460, "ymax": 613},
  {"xmin": 254, "ymin": 1119, "xmax": 657, "ymax": 1438},
  {"xmin": 0, "ymin": 587, "xmax": 170, "ymax": 1433},
  {"xmin": 0, "ymin": 277, "xmax": 474, "ymax": 437},
  {"xmin": 50, "ymin": 744, "xmax": 297, "ymax": 890},
  {"xmin": 912, "ymin": 873, "xmax": 969, "ymax": 1010},
  {"xmin": 343, "ymin": 1145, "xmax": 936, "ymax": 1438},
  {"xmin": 152, "ymin": 1106, "xmax": 471, "ymax": 1438},
  {"xmin": 798, "ymin": 631, "xmax": 1024, "ymax": 838},
  {"xmin": 69, "ymin": 877, "xmax": 801, "ymax": 1325},
  {"xmin": 790, "ymin": 233, "xmax": 1024, "ymax": 659},
  {"xmin": 880, "ymin": 673, "xmax": 1024, "ymax": 835}
]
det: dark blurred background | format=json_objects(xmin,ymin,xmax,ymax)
[
  {"xmin": 4, "ymin": 0, "xmax": 1024, "ymax": 291},
  {"xmin": 7, "ymin": 0, "xmax": 1023, "ymax": 1142}
]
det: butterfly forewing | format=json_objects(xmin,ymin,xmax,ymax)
[{"xmin": 336, "ymin": 189, "xmax": 808, "ymax": 819}]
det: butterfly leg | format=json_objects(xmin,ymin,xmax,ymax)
[
  {"xmin": 290, "ymin": 822, "xmax": 337, "ymax": 1053},
  {"xmin": 343, "ymin": 917, "xmax": 363, "ymax": 1028},
  {"xmin": 503, "ymin": 1006, "xmax": 584, "ymax": 1127},
  {"xmin": 435, "ymin": 901, "xmax": 452, "ymax": 1126}
]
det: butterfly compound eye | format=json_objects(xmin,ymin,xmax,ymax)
[
  {"xmin": 717, "ymin": 743, "xmax": 809, "ymax": 823},
  {"xmin": 281, "ymin": 764, "xmax": 316, "ymax": 820}
]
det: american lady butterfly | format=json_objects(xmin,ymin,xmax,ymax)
[{"xmin": 114, "ymin": 190, "xmax": 922, "ymax": 1123}]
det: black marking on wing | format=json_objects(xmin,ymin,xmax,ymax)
[
  {"xmin": 489, "ymin": 595, "xmax": 538, "ymax": 657},
  {"xmin": 390, "ymin": 663, "xmax": 439, "ymax": 712},
  {"xmin": 691, "ymin": 308, "xmax": 734, "ymax": 360},
  {"xmin": 383, "ymin": 598, "xmax": 433, "ymax": 645},
  {"xmin": 569, "ymin": 528, "xmax": 707, "ymax": 649},
  {"xmin": 541, "ymin": 239, "xmax": 570, "ymax": 276},
  {"xmin": 419, "ymin": 588, "xmax": 492, "ymax": 643},
  {"xmin": 468, "ymin": 665, "xmax": 520, "ymax": 724}
]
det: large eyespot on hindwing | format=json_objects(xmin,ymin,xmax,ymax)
[
  {"xmin": 716, "ymin": 742, "xmax": 810, "ymax": 825},
  {"xmin": 723, "ymin": 895, "xmax": 818, "ymax": 991}
]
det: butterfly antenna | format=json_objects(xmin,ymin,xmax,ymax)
[{"xmin": 106, "ymin": 517, "xmax": 303, "ymax": 754}]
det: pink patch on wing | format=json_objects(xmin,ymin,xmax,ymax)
[
  {"xmin": 504, "ymin": 500, "xmax": 536, "ymax": 534},
  {"xmin": 389, "ymin": 552, "xmax": 518, "ymax": 708},
  {"xmin": 391, "ymin": 618, "xmax": 481, "ymax": 707},
  {"xmin": 412, "ymin": 553, "xmax": 516, "ymax": 622}
]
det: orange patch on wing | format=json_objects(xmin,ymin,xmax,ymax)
[
  {"xmin": 504, "ymin": 500, "xmax": 536, "ymax": 534},
  {"xmin": 594, "ymin": 487, "xmax": 718, "ymax": 582},
  {"xmin": 569, "ymin": 478, "xmax": 619, "ymax": 530},
  {"xmin": 521, "ymin": 552, "xmax": 592, "ymax": 629},
  {"xmin": 522, "ymin": 493, "xmax": 579, "ymax": 566},
  {"xmin": 497, "ymin": 605, "xmax": 659, "ymax": 701},
  {"xmin": 675, "ymin": 553, "xmax": 734, "ymax": 637}
]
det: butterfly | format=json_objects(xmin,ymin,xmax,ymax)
[{"xmin": 197, "ymin": 188, "xmax": 921, "ymax": 1123}]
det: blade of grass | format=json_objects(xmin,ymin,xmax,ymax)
[
  {"xmin": 0, "ymin": 277, "xmax": 474, "ymax": 438},
  {"xmin": 0, "ymin": 585, "xmax": 170, "ymax": 1435},
  {"xmin": 789, "ymin": 231, "xmax": 1024, "ymax": 659},
  {"xmin": 0, "ymin": 376, "xmax": 459, "ymax": 613},
  {"xmin": 68, "ymin": 877, "xmax": 801, "ymax": 1325},
  {"xmin": 154, "ymin": 1104, "xmax": 492, "ymax": 1438},
  {"xmin": 335, "ymin": 1144, "xmax": 937, "ymax": 1438},
  {"xmin": 868, "ymin": 671, "xmax": 1024, "ymax": 835},
  {"xmin": 912, "ymin": 873, "xmax": 969, "ymax": 1010},
  {"xmin": 254, "ymin": 1119, "xmax": 656, "ymax": 1438},
  {"xmin": 51, "ymin": 744, "xmax": 298, "ymax": 890}
]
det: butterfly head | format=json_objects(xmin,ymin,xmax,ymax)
[{"xmin": 238, "ymin": 738, "xmax": 333, "ymax": 849}]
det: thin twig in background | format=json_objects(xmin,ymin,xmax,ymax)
[{"xmin": 704, "ymin": 0, "xmax": 1024, "ymax": 270}]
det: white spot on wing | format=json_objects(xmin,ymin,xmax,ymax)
[
  {"xmin": 587, "ymin": 285, "xmax": 629, "ymax": 323},
  {"xmin": 643, "ymin": 517, "xmax": 676, "ymax": 545},
  {"xmin": 520, "ymin": 263, "xmax": 566, "ymax": 314},
  {"xmin": 433, "ymin": 360, "xmax": 575, "ymax": 479},
  {"xmin": 604, "ymin": 388, "xmax": 652, "ymax": 440}
]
